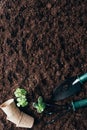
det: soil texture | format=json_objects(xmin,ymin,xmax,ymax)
[{"xmin": 0, "ymin": 0, "xmax": 87, "ymax": 130}]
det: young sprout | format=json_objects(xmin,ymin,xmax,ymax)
[
  {"xmin": 14, "ymin": 88, "xmax": 28, "ymax": 107},
  {"xmin": 17, "ymin": 97, "xmax": 28, "ymax": 107},
  {"xmin": 14, "ymin": 88, "xmax": 27, "ymax": 97},
  {"xmin": 33, "ymin": 96, "xmax": 46, "ymax": 113}
]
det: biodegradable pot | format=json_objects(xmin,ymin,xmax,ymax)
[{"xmin": 0, "ymin": 99, "xmax": 34, "ymax": 128}]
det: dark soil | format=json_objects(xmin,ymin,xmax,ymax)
[{"xmin": 0, "ymin": 0, "xmax": 87, "ymax": 130}]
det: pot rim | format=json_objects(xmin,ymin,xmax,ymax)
[{"xmin": 0, "ymin": 99, "xmax": 14, "ymax": 108}]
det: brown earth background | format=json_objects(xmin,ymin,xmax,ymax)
[{"xmin": 0, "ymin": 0, "xmax": 87, "ymax": 130}]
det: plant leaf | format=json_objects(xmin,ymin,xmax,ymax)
[
  {"xmin": 17, "ymin": 103, "xmax": 21, "ymax": 107},
  {"xmin": 14, "ymin": 88, "xmax": 27, "ymax": 97},
  {"xmin": 38, "ymin": 96, "xmax": 43, "ymax": 104},
  {"xmin": 33, "ymin": 103, "xmax": 38, "ymax": 109}
]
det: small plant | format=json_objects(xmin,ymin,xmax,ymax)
[
  {"xmin": 14, "ymin": 88, "xmax": 28, "ymax": 107},
  {"xmin": 33, "ymin": 96, "xmax": 46, "ymax": 113}
]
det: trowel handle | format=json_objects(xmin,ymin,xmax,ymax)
[
  {"xmin": 71, "ymin": 98, "xmax": 87, "ymax": 111},
  {"xmin": 79, "ymin": 73, "xmax": 87, "ymax": 83}
]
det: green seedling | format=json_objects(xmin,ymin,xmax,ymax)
[
  {"xmin": 14, "ymin": 88, "xmax": 27, "ymax": 97},
  {"xmin": 33, "ymin": 96, "xmax": 46, "ymax": 113},
  {"xmin": 17, "ymin": 97, "xmax": 28, "ymax": 107},
  {"xmin": 14, "ymin": 88, "xmax": 28, "ymax": 107}
]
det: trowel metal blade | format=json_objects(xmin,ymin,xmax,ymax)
[{"xmin": 52, "ymin": 76, "xmax": 82, "ymax": 101}]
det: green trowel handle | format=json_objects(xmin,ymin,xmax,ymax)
[
  {"xmin": 79, "ymin": 73, "xmax": 87, "ymax": 83},
  {"xmin": 71, "ymin": 98, "xmax": 87, "ymax": 111}
]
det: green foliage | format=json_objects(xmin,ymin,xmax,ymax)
[
  {"xmin": 14, "ymin": 88, "xmax": 27, "ymax": 97},
  {"xmin": 14, "ymin": 88, "xmax": 28, "ymax": 107},
  {"xmin": 33, "ymin": 96, "xmax": 46, "ymax": 113}
]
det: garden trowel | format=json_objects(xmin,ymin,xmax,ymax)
[{"xmin": 52, "ymin": 73, "xmax": 87, "ymax": 101}]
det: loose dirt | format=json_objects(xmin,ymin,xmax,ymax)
[{"xmin": 0, "ymin": 0, "xmax": 87, "ymax": 130}]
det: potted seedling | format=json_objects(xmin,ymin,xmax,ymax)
[
  {"xmin": 14, "ymin": 88, "xmax": 28, "ymax": 107},
  {"xmin": 0, "ymin": 88, "xmax": 34, "ymax": 128},
  {"xmin": 0, "ymin": 98, "xmax": 34, "ymax": 128}
]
